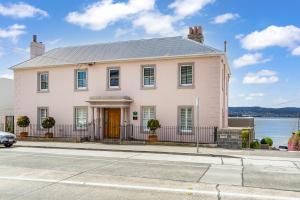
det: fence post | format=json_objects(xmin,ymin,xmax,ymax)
[
  {"xmin": 196, "ymin": 127, "xmax": 199, "ymax": 153},
  {"xmin": 214, "ymin": 127, "xmax": 218, "ymax": 143}
]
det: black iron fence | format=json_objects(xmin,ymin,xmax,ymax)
[
  {"xmin": 15, "ymin": 124, "xmax": 92, "ymax": 139},
  {"xmin": 13, "ymin": 123, "xmax": 217, "ymax": 144},
  {"xmin": 122, "ymin": 125, "xmax": 216, "ymax": 144},
  {"xmin": 0, "ymin": 123, "xmax": 4, "ymax": 132}
]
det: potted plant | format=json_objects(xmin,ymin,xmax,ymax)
[
  {"xmin": 241, "ymin": 129, "xmax": 250, "ymax": 148},
  {"xmin": 147, "ymin": 119, "xmax": 161, "ymax": 143},
  {"xmin": 250, "ymin": 140, "xmax": 261, "ymax": 149},
  {"xmin": 42, "ymin": 117, "xmax": 56, "ymax": 138},
  {"xmin": 260, "ymin": 137, "xmax": 273, "ymax": 149},
  {"xmin": 288, "ymin": 131, "xmax": 300, "ymax": 151},
  {"xmin": 17, "ymin": 116, "xmax": 30, "ymax": 138}
]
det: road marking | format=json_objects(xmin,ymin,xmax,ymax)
[{"xmin": 0, "ymin": 176, "xmax": 298, "ymax": 200}]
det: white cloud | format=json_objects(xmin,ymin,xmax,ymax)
[
  {"xmin": 66, "ymin": 0, "xmax": 155, "ymax": 31},
  {"xmin": 133, "ymin": 12, "xmax": 176, "ymax": 36},
  {"xmin": 212, "ymin": 13, "xmax": 239, "ymax": 24},
  {"xmin": 0, "ymin": 73, "xmax": 14, "ymax": 79},
  {"xmin": 239, "ymin": 25, "xmax": 300, "ymax": 50},
  {"xmin": 66, "ymin": 0, "xmax": 215, "ymax": 37},
  {"xmin": 292, "ymin": 46, "xmax": 300, "ymax": 56},
  {"xmin": 233, "ymin": 53, "xmax": 271, "ymax": 68},
  {"xmin": 0, "ymin": 24, "xmax": 26, "ymax": 42},
  {"xmin": 243, "ymin": 69, "xmax": 279, "ymax": 84},
  {"xmin": 245, "ymin": 93, "xmax": 264, "ymax": 101},
  {"xmin": 168, "ymin": 0, "xmax": 214, "ymax": 18},
  {"xmin": 0, "ymin": 2, "xmax": 48, "ymax": 18}
]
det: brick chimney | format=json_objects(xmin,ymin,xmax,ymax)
[
  {"xmin": 30, "ymin": 35, "xmax": 45, "ymax": 59},
  {"xmin": 187, "ymin": 26, "xmax": 204, "ymax": 43}
]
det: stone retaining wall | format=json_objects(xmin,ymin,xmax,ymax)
[{"xmin": 217, "ymin": 128, "xmax": 244, "ymax": 149}]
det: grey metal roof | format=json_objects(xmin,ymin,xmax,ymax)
[{"xmin": 12, "ymin": 36, "xmax": 223, "ymax": 69}]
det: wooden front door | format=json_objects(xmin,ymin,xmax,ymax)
[{"xmin": 105, "ymin": 108, "xmax": 121, "ymax": 138}]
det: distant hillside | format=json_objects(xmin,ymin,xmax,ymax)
[{"xmin": 229, "ymin": 107, "xmax": 300, "ymax": 118}]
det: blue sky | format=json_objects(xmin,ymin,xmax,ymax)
[{"xmin": 0, "ymin": 0, "xmax": 300, "ymax": 107}]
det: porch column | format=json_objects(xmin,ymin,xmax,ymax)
[
  {"xmin": 91, "ymin": 107, "xmax": 95, "ymax": 142},
  {"xmin": 96, "ymin": 108, "xmax": 100, "ymax": 140},
  {"xmin": 120, "ymin": 107, "xmax": 124, "ymax": 140},
  {"xmin": 100, "ymin": 108, "xmax": 104, "ymax": 140}
]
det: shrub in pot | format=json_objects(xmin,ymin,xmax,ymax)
[
  {"xmin": 147, "ymin": 119, "xmax": 161, "ymax": 143},
  {"xmin": 260, "ymin": 137, "xmax": 273, "ymax": 149},
  {"xmin": 288, "ymin": 131, "xmax": 300, "ymax": 151},
  {"xmin": 42, "ymin": 117, "xmax": 56, "ymax": 138},
  {"xmin": 17, "ymin": 116, "xmax": 30, "ymax": 138},
  {"xmin": 250, "ymin": 140, "xmax": 260, "ymax": 149},
  {"xmin": 241, "ymin": 129, "xmax": 250, "ymax": 148}
]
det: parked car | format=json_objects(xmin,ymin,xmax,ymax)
[{"xmin": 0, "ymin": 131, "xmax": 17, "ymax": 148}]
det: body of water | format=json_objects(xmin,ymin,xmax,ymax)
[{"xmin": 254, "ymin": 117, "xmax": 299, "ymax": 147}]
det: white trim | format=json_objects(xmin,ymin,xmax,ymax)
[
  {"xmin": 179, "ymin": 64, "xmax": 193, "ymax": 86},
  {"xmin": 76, "ymin": 70, "xmax": 87, "ymax": 90},
  {"xmin": 108, "ymin": 68, "xmax": 120, "ymax": 89},
  {"xmin": 142, "ymin": 66, "xmax": 155, "ymax": 88},
  {"xmin": 39, "ymin": 72, "xmax": 49, "ymax": 91}
]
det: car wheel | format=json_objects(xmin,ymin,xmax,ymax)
[{"xmin": 4, "ymin": 143, "xmax": 13, "ymax": 148}]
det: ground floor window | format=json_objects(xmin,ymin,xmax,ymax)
[
  {"xmin": 179, "ymin": 106, "xmax": 193, "ymax": 133},
  {"xmin": 141, "ymin": 106, "xmax": 155, "ymax": 132},
  {"xmin": 75, "ymin": 107, "xmax": 88, "ymax": 130},
  {"xmin": 38, "ymin": 107, "xmax": 48, "ymax": 128}
]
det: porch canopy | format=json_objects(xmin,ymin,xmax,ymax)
[{"xmin": 86, "ymin": 96, "xmax": 133, "ymax": 108}]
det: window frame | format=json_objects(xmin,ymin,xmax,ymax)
[
  {"xmin": 141, "ymin": 65, "xmax": 156, "ymax": 89},
  {"xmin": 74, "ymin": 106, "xmax": 88, "ymax": 131},
  {"xmin": 37, "ymin": 107, "xmax": 48, "ymax": 129},
  {"xmin": 107, "ymin": 67, "xmax": 120, "ymax": 90},
  {"xmin": 140, "ymin": 106, "xmax": 156, "ymax": 133},
  {"xmin": 177, "ymin": 106, "xmax": 194, "ymax": 134},
  {"xmin": 37, "ymin": 72, "xmax": 49, "ymax": 92},
  {"xmin": 178, "ymin": 62, "xmax": 194, "ymax": 88},
  {"xmin": 75, "ymin": 69, "xmax": 88, "ymax": 91}
]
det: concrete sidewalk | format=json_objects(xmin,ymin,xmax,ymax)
[{"xmin": 15, "ymin": 141, "xmax": 300, "ymax": 159}]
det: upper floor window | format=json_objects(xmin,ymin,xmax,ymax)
[
  {"xmin": 107, "ymin": 67, "xmax": 120, "ymax": 89},
  {"xmin": 38, "ymin": 72, "xmax": 48, "ymax": 92},
  {"xmin": 178, "ymin": 106, "xmax": 193, "ymax": 133},
  {"xmin": 76, "ymin": 69, "xmax": 87, "ymax": 90},
  {"xmin": 74, "ymin": 107, "xmax": 88, "ymax": 130},
  {"xmin": 142, "ymin": 65, "xmax": 155, "ymax": 88},
  {"xmin": 38, "ymin": 107, "xmax": 48, "ymax": 128},
  {"xmin": 179, "ymin": 63, "xmax": 194, "ymax": 88}
]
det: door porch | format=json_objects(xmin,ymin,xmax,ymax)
[{"xmin": 87, "ymin": 96, "xmax": 133, "ymax": 141}]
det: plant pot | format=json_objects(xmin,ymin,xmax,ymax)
[
  {"xmin": 288, "ymin": 134, "xmax": 300, "ymax": 151},
  {"xmin": 20, "ymin": 132, "xmax": 28, "ymax": 138},
  {"xmin": 45, "ymin": 132, "xmax": 53, "ymax": 138},
  {"xmin": 260, "ymin": 144, "xmax": 270, "ymax": 150},
  {"xmin": 148, "ymin": 134, "xmax": 158, "ymax": 143}
]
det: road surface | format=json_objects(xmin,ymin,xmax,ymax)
[{"xmin": 0, "ymin": 146, "xmax": 299, "ymax": 200}]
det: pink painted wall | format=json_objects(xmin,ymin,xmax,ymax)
[{"xmin": 14, "ymin": 56, "xmax": 229, "ymax": 128}]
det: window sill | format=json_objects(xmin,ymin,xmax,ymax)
[
  {"xmin": 178, "ymin": 85, "xmax": 194, "ymax": 89},
  {"xmin": 75, "ymin": 88, "xmax": 88, "ymax": 92},
  {"xmin": 37, "ymin": 90, "xmax": 49, "ymax": 93},
  {"xmin": 106, "ymin": 87, "xmax": 121, "ymax": 91},
  {"xmin": 141, "ymin": 86, "xmax": 156, "ymax": 90}
]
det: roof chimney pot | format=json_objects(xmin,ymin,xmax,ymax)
[
  {"xmin": 30, "ymin": 35, "xmax": 45, "ymax": 59},
  {"xmin": 187, "ymin": 26, "xmax": 204, "ymax": 43}
]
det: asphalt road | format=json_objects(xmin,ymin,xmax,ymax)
[{"xmin": 0, "ymin": 146, "xmax": 299, "ymax": 200}]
